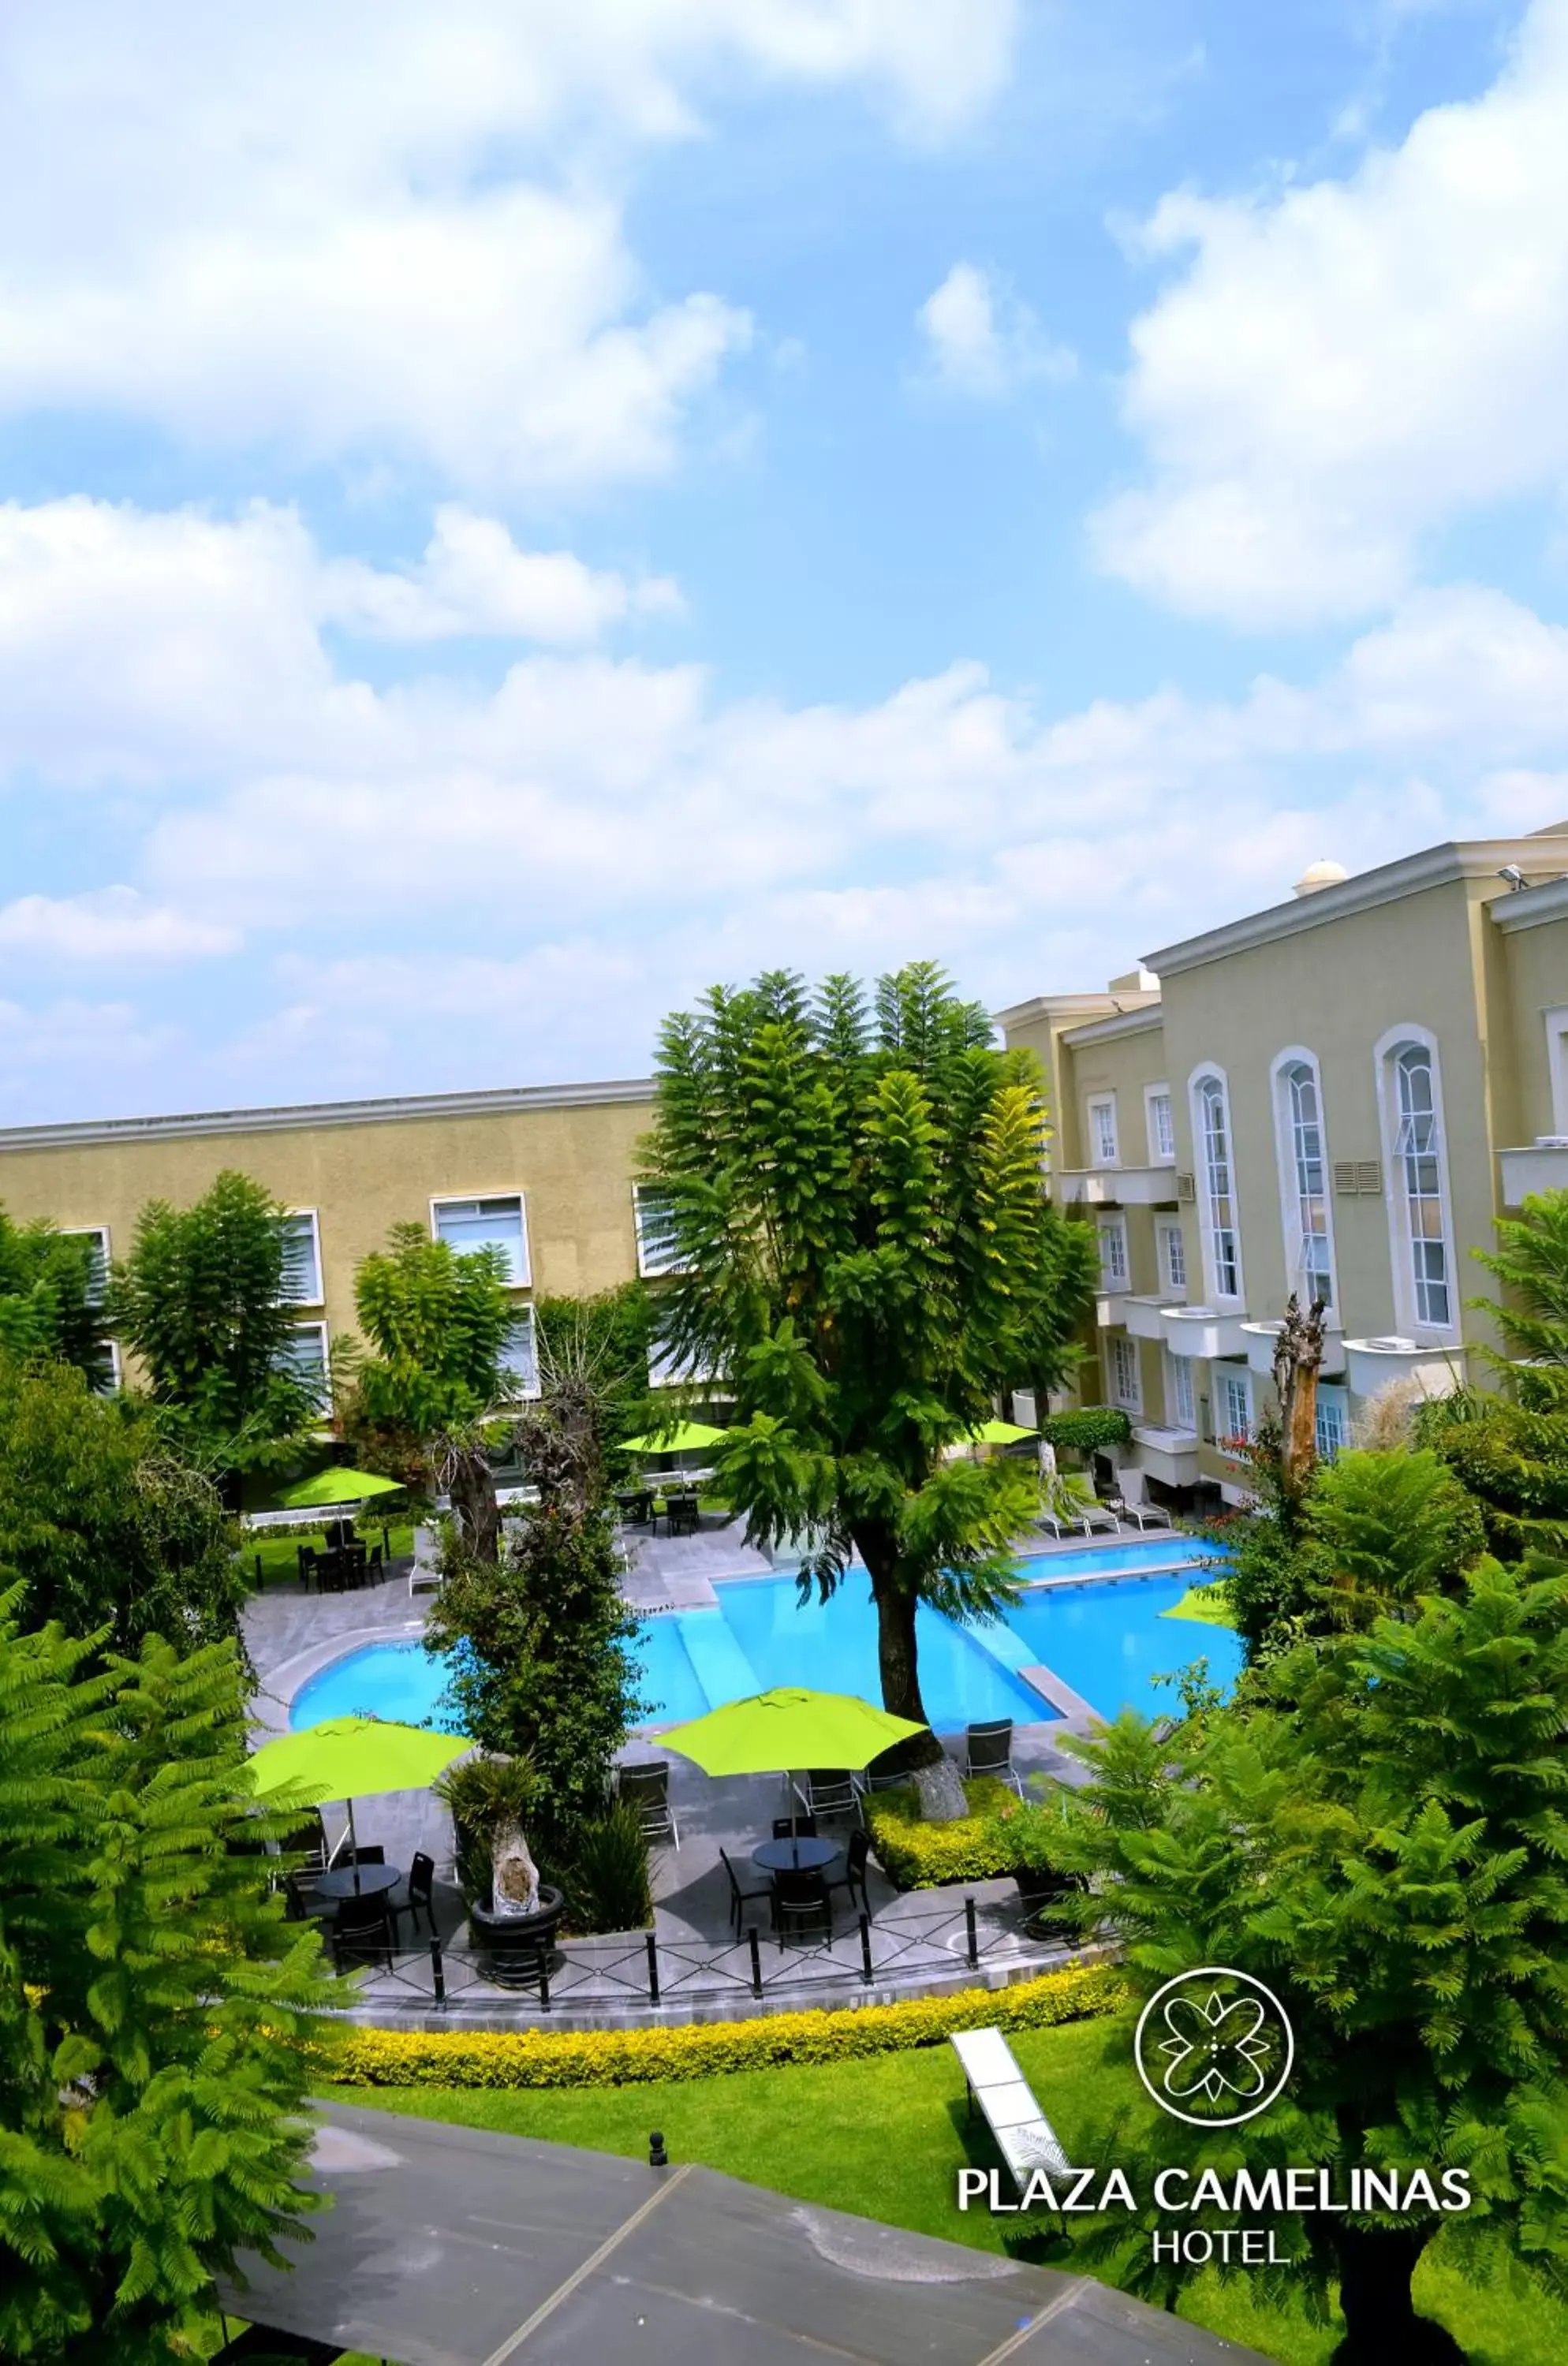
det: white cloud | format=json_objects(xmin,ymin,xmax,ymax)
[
  {"xmin": 323, "ymin": 506, "xmax": 682, "ymax": 645},
  {"xmin": 0, "ymin": 4, "xmax": 1013, "ymax": 488},
  {"xmin": 0, "ymin": 888, "xmax": 239, "ymax": 964},
  {"xmin": 1092, "ymin": 0, "xmax": 1568, "ymax": 625},
  {"xmin": 917, "ymin": 262, "xmax": 1076, "ymax": 398}
]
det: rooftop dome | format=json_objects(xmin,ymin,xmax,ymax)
[{"xmin": 1294, "ymin": 859, "xmax": 1350, "ymax": 898}]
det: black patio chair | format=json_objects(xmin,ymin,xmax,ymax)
[
  {"xmin": 618, "ymin": 1760, "xmax": 680, "ymax": 1849},
  {"xmin": 861, "ymin": 1745, "xmax": 913, "ymax": 1796},
  {"xmin": 297, "ymin": 1543, "xmax": 318, "ymax": 1590},
  {"xmin": 615, "ymin": 1487, "xmax": 654, "ymax": 1528},
  {"xmin": 825, "ymin": 1827, "xmax": 873, "ymax": 1918},
  {"xmin": 390, "ymin": 1849, "xmax": 436, "ymax": 1939},
  {"xmin": 772, "ymin": 1813, "xmax": 817, "ymax": 1840},
  {"xmin": 332, "ymin": 1893, "xmax": 395, "ymax": 1973},
  {"xmin": 773, "ymin": 1867, "xmax": 832, "ymax": 1949},
  {"xmin": 315, "ymin": 1547, "xmax": 349, "ymax": 1594},
  {"xmin": 963, "ymin": 1719, "xmax": 1025, "ymax": 1797},
  {"xmin": 719, "ymin": 1847, "xmax": 772, "ymax": 1939},
  {"xmin": 281, "ymin": 1871, "xmax": 328, "ymax": 1926},
  {"xmin": 799, "ymin": 1769, "xmax": 861, "ymax": 1825},
  {"xmin": 663, "ymin": 1490, "xmax": 700, "ymax": 1538}
]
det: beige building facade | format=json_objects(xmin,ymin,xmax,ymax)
[
  {"xmin": 1, "ymin": 820, "xmax": 1564, "ymax": 1480},
  {"xmin": 999, "ymin": 823, "xmax": 1568, "ymax": 1507}
]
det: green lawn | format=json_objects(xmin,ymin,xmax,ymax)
[
  {"xmin": 244, "ymin": 1518, "xmax": 417, "ymax": 1589},
  {"xmin": 335, "ymin": 2020, "xmax": 1568, "ymax": 2365}
]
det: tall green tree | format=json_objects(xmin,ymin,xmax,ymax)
[
  {"xmin": 0, "ymin": 1208, "xmax": 104, "ymax": 1381},
  {"xmin": 352, "ymin": 1222, "xmax": 519, "ymax": 1559},
  {"xmin": 1047, "ymin": 1550, "xmax": 1568, "ymax": 2362},
  {"xmin": 110, "ymin": 1170, "xmax": 315, "ymax": 1482},
  {"xmin": 1472, "ymin": 1187, "xmax": 1568, "ymax": 1405},
  {"xmin": 0, "ymin": 1352, "xmax": 245, "ymax": 1654},
  {"xmin": 642, "ymin": 965, "xmax": 1096, "ymax": 1814},
  {"xmin": 0, "ymin": 1590, "xmax": 340, "ymax": 2360}
]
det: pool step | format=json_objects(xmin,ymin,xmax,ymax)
[
  {"xmin": 674, "ymin": 1610, "xmax": 757, "ymax": 1704},
  {"xmin": 1017, "ymin": 1663, "xmax": 1098, "ymax": 1724}
]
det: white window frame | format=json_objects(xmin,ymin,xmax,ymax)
[
  {"xmin": 498, "ymin": 1304, "xmax": 541, "ymax": 1403},
  {"xmin": 1315, "ymin": 1383, "xmax": 1349, "ymax": 1464},
  {"xmin": 1163, "ymin": 1348, "xmax": 1196, "ymax": 1431},
  {"xmin": 1189, "ymin": 1063, "xmax": 1245, "ymax": 1305},
  {"xmin": 1097, "ymin": 1213, "xmax": 1130, "ymax": 1292},
  {"xmin": 648, "ymin": 1332, "xmax": 723, "ymax": 1390},
  {"xmin": 1087, "ymin": 1094, "xmax": 1119, "ymax": 1169},
  {"xmin": 632, "ymin": 1183, "xmax": 688, "ymax": 1278},
  {"xmin": 1145, "ymin": 1084, "xmax": 1176, "ymax": 1166},
  {"xmin": 1269, "ymin": 1048, "xmax": 1338, "ymax": 1314},
  {"xmin": 94, "ymin": 1338, "xmax": 122, "ymax": 1395},
  {"xmin": 1107, "ymin": 1333, "xmax": 1142, "ymax": 1414},
  {"xmin": 278, "ymin": 1319, "xmax": 331, "ymax": 1414},
  {"xmin": 1217, "ymin": 1365, "xmax": 1253, "ymax": 1449},
  {"xmin": 278, "ymin": 1208, "xmax": 323, "ymax": 1306},
  {"xmin": 430, "ymin": 1192, "xmax": 532, "ymax": 1288},
  {"xmin": 63, "ymin": 1224, "xmax": 111, "ymax": 1308},
  {"xmin": 1547, "ymin": 1006, "xmax": 1568, "ymax": 1136},
  {"xmin": 1155, "ymin": 1218, "xmax": 1187, "ymax": 1297},
  {"xmin": 1372, "ymin": 1024, "xmax": 1458, "ymax": 1342}
]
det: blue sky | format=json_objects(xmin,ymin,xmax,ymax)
[{"xmin": 2, "ymin": 0, "xmax": 1565, "ymax": 1121}]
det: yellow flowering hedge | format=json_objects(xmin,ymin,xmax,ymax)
[
  {"xmin": 864, "ymin": 1778, "xmax": 1024, "ymax": 1888},
  {"xmin": 326, "ymin": 1958, "xmax": 1122, "ymax": 2092}
]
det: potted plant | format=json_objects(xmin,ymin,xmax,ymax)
[
  {"xmin": 434, "ymin": 1749, "xmax": 567, "ymax": 1983},
  {"xmin": 984, "ymin": 1796, "xmax": 1080, "ymax": 1921}
]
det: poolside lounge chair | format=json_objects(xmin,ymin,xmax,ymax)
[
  {"xmin": 962, "ymin": 1719, "xmax": 1025, "ymax": 1798},
  {"xmin": 949, "ymin": 2025, "xmax": 1078, "ymax": 2196},
  {"xmin": 793, "ymin": 1770, "xmax": 862, "ymax": 1825},
  {"xmin": 1032, "ymin": 1507, "xmax": 1092, "ymax": 1541},
  {"xmin": 618, "ymin": 1759, "xmax": 680, "ymax": 1849},
  {"xmin": 719, "ymin": 1847, "xmax": 772, "ymax": 1939},
  {"xmin": 409, "ymin": 1524, "xmax": 442, "ymax": 1598},
  {"xmin": 1116, "ymin": 1499, "xmax": 1172, "ymax": 1532}
]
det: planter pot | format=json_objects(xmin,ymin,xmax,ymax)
[{"xmin": 468, "ymin": 1885, "xmax": 567, "ymax": 1991}]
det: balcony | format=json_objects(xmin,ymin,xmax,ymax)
[
  {"xmin": 1122, "ymin": 1294, "xmax": 1174, "ymax": 1342},
  {"xmin": 1129, "ymin": 1422, "xmax": 1200, "ymax": 1487},
  {"xmin": 1499, "ymin": 1140, "xmax": 1568, "ymax": 1205},
  {"xmin": 1342, "ymin": 1336, "xmax": 1466, "ymax": 1402},
  {"xmin": 1240, "ymin": 1318, "xmax": 1347, "ymax": 1379},
  {"xmin": 1055, "ymin": 1165, "xmax": 1182, "ymax": 1208},
  {"xmin": 1160, "ymin": 1304, "xmax": 1249, "ymax": 1360}
]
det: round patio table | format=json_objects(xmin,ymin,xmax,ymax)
[
  {"xmin": 312, "ymin": 1863, "xmax": 401, "ymax": 1902},
  {"xmin": 752, "ymin": 1835, "xmax": 838, "ymax": 1875}
]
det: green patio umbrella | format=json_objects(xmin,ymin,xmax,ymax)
[
  {"xmin": 659, "ymin": 1688, "xmax": 927, "ymax": 1836},
  {"xmin": 619, "ymin": 1420, "xmax": 727, "ymax": 1456},
  {"xmin": 965, "ymin": 1418, "xmax": 1037, "ymax": 1446},
  {"xmin": 274, "ymin": 1465, "xmax": 407, "ymax": 1510},
  {"xmin": 248, "ymin": 1715, "xmax": 471, "ymax": 1894}
]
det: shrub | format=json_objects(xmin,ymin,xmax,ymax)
[
  {"xmin": 561, "ymin": 1799, "xmax": 654, "ymax": 1934},
  {"xmin": 326, "ymin": 1959, "xmax": 1122, "ymax": 2091},
  {"xmin": 865, "ymin": 1777, "xmax": 1026, "ymax": 1886},
  {"xmin": 1039, "ymin": 1407, "xmax": 1133, "ymax": 1457}
]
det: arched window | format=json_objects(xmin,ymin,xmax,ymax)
[
  {"xmin": 1278, "ymin": 1057, "xmax": 1334, "ymax": 1309},
  {"xmin": 1392, "ymin": 1042, "xmax": 1450, "ymax": 1330},
  {"xmin": 1193, "ymin": 1070, "xmax": 1241, "ymax": 1301}
]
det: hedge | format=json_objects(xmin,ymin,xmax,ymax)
[
  {"xmin": 864, "ymin": 1778, "xmax": 1023, "ymax": 1888},
  {"xmin": 323, "ymin": 1959, "xmax": 1122, "ymax": 2092},
  {"xmin": 1039, "ymin": 1407, "xmax": 1133, "ymax": 1456}
]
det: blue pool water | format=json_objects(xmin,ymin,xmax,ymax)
[
  {"xmin": 288, "ymin": 1539, "xmax": 1237, "ymax": 1734},
  {"xmin": 1005, "ymin": 1573, "xmax": 1243, "ymax": 1718}
]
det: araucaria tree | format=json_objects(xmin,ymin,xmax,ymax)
[
  {"xmin": 1047, "ymin": 1544, "xmax": 1568, "ymax": 2361},
  {"xmin": 643, "ymin": 965, "xmax": 1097, "ymax": 1816},
  {"xmin": 0, "ymin": 1207, "xmax": 106, "ymax": 1383},
  {"xmin": 353, "ymin": 1222, "xmax": 521, "ymax": 1560},
  {"xmin": 0, "ymin": 1588, "xmax": 339, "ymax": 2360},
  {"xmin": 110, "ymin": 1169, "xmax": 317, "ymax": 1485}
]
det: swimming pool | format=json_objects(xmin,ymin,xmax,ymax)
[{"xmin": 287, "ymin": 1538, "xmax": 1235, "ymax": 1734}]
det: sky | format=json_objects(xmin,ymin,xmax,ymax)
[{"xmin": 2, "ymin": 0, "xmax": 1567, "ymax": 1122}]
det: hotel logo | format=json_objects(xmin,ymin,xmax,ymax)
[{"xmin": 1133, "ymin": 1966, "xmax": 1294, "ymax": 2129}]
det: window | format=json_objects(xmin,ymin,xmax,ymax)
[
  {"xmin": 1088, "ymin": 1095, "xmax": 1119, "ymax": 1167},
  {"xmin": 1164, "ymin": 1350, "xmax": 1196, "ymax": 1431},
  {"xmin": 92, "ymin": 1339, "xmax": 122, "ymax": 1396},
  {"xmin": 1098, "ymin": 1215, "xmax": 1129, "ymax": 1289},
  {"xmin": 1315, "ymin": 1386, "xmax": 1349, "ymax": 1462},
  {"xmin": 633, "ymin": 1185, "xmax": 687, "ymax": 1278},
  {"xmin": 275, "ymin": 1322, "xmax": 330, "ymax": 1413},
  {"xmin": 1108, "ymin": 1334, "xmax": 1141, "ymax": 1412},
  {"xmin": 648, "ymin": 1333, "xmax": 723, "ymax": 1390},
  {"xmin": 1218, "ymin": 1368, "xmax": 1253, "ymax": 1446},
  {"xmin": 1157, "ymin": 1220, "xmax": 1187, "ymax": 1295},
  {"xmin": 1193, "ymin": 1069, "xmax": 1242, "ymax": 1301},
  {"xmin": 1546, "ymin": 1006, "xmax": 1568, "ymax": 1136},
  {"xmin": 1376, "ymin": 1032, "xmax": 1454, "ymax": 1335},
  {"xmin": 63, "ymin": 1226, "xmax": 110, "ymax": 1307},
  {"xmin": 498, "ymin": 1307, "xmax": 540, "ymax": 1401},
  {"xmin": 1275, "ymin": 1056, "xmax": 1335, "ymax": 1310},
  {"xmin": 279, "ymin": 1210, "xmax": 323, "ymax": 1304},
  {"xmin": 431, "ymin": 1193, "xmax": 530, "ymax": 1286},
  {"xmin": 1146, "ymin": 1087, "xmax": 1175, "ymax": 1165}
]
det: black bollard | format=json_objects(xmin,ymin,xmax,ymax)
[{"xmin": 649, "ymin": 2130, "xmax": 669, "ymax": 2169}]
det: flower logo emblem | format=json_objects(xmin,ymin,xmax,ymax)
[{"xmin": 1133, "ymin": 1967, "xmax": 1294, "ymax": 2128}]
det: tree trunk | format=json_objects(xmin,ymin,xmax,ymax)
[
  {"xmin": 856, "ymin": 1523, "xmax": 969, "ymax": 1823},
  {"xmin": 1331, "ymin": 2223, "xmax": 1458, "ymax": 2364},
  {"xmin": 1272, "ymin": 1293, "xmax": 1327, "ymax": 1512},
  {"xmin": 447, "ymin": 1444, "xmax": 502, "ymax": 1564}
]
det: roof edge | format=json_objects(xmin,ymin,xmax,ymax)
[{"xmin": 0, "ymin": 1076, "xmax": 658, "ymax": 1153}]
